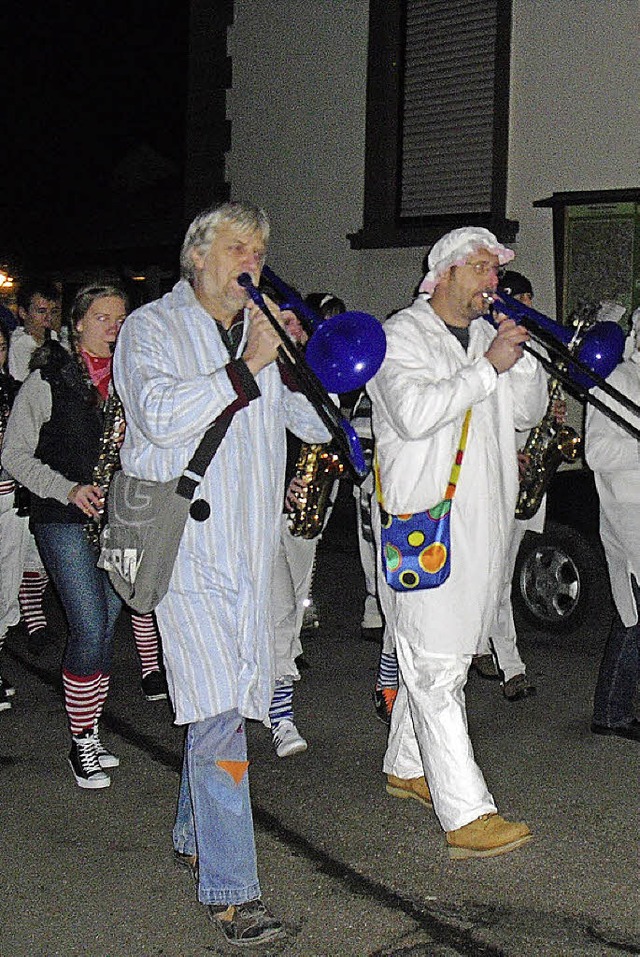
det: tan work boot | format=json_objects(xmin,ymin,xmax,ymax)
[
  {"xmin": 446, "ymin": 813, "xmax": 532, "ymax": 860},
  {"xmin": 386, "ymin": 774, "xmax": 433, "ymax": 809}
]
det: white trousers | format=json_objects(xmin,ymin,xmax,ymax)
[
  {"xmin": 383, "ymin": 647, "xmax": 496, "ymax": 832},
  {"xmin": 0, "ymin": 491, "xmax": 32, "ymax": 636},
  {"xmin": 488, "ymin": 519, "xmax": 528, "ymax": 680},
  {"xmin": 354, "ymin": 473, "xmax": 383, "ymax": 629},
  {"xmin": 272, "ymin": 515, "xmax": 318, "ymax": 680}
]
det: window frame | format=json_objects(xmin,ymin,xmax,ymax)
[{"xmin": 349, "ymin": 0, "xmax": 517, "ymax": 250}]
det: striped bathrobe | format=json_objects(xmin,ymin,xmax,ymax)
[{"xmin": 114, "ymin": 279, "xmax": 330, "ymax": 725}]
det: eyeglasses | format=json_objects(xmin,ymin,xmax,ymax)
[{"xmin": 465, "ymin": 261, "xmax": 504, "ymax": 278}]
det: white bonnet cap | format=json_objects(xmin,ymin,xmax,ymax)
[
  {"xmin": 623, "ymin": 305, "xmax": 640, "ymax": 360},
  {"xmin": 419, "ymin": 226, "xmax": 515, "ymax": 294}
]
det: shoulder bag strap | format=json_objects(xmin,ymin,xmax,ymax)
[
  {"xmin": 375, "ymin": 408, "xmax": 472, "ymax": 510},
  {"xmin": 175, "ymin": 408, "xmax": 236, "ymax": 502}
]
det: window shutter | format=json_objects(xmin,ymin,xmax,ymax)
[{"xmin": 400, "ymin": 0, "xmax": 499, "ymax": 218}]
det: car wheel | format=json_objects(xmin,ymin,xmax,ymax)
[{"xmin": 513, "ymin": 522, "xmax": 601, "ymax": 632}]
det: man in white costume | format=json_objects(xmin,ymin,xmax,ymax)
[
  {"xmin": 368, "ymin": 226, "xmax": 547, "ymax": 859},
  {"xmin": 113, "ymin": 202, "xmax": 329, "ymax": 947},
  {"xmin": 586, "ymin": 307, "xmax": 640, "ymax": 742}
]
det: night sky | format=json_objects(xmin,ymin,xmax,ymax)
[{"xmin": 1, "ymin": 3, "xmax": 190, "ymax": 271}]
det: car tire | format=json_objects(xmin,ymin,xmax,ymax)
[{"xmin": 512, "ymin": 521, "xmax": 602, "ymax": 633}]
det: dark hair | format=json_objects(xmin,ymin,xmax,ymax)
[
  {"xmin": 304, "ymin": 292, "xmax": 346, "ymax": 320},
  {"xmin": 498, "ymin": 270, "xmax": 533, "ymax": 298},
  {"xmin": 68, "ymin": 283, "xmax": 128, "ymax": 407},
  {"xmin": 16, "ymin": 276, "xmax": 61, "ymax": 312}
]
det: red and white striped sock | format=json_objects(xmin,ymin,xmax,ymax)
[
  {"xmin": 18, "ymin": 571, "xmax": 48, "ymax": 635},
  {"xmin": 62, "ymin": 670, "xmax": 102, "ymax": 737},
  {"xmin": 131, "ymin": 613, "xmax": 161, "ymax": 678},
  {"xmin": 95, "ymin": 673, "xmax": 111, "ymax": 722}
]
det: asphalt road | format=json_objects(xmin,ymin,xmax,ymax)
[{"xmin": 1, "ymin": 500, "xmax": 639, "ymax": 957}]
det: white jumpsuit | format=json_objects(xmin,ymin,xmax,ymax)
[{"xmin": 368, "ymin": 296, "xmax": 547, "ymax": 830}]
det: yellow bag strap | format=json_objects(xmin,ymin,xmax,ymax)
[{"xmin": 375, "ymin": 408, "xmax": 472, "ymax": 511}]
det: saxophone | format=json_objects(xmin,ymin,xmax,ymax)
[
  {"xmin": 514, "ymin": 302, "xmax": 599, "ymax": 520},
  {"xmin": 85, "ymin": 392, "xmax": 126, "ymax": 547},
  {"xmin": 287, "ymin": 442, "xmax": 344, "ymax": 539},
  {"xmin": 515, "ymin": 379, "xmax": 581, "ymax": 520}
]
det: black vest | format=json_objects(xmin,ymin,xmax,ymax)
[{"xmin": 31, "ymin": 344, "xmax": 104, "ymax": 525}]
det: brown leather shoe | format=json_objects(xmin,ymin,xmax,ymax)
[
  {"xmin": 386, "ymin": 773, "xmax": 433, "ymax": 809},
  {"xmin": 174, "ymin": 849, "xmax": 198, "ymax": 882},
  {"xmin": 503, "ymin": 673, "xmax": 537, "ymax": 701},
  {"xmin": 208, "ymin": 898, "xmax": 285, "ymax": 946},
  {"xmin": 472, "ymin": 653, "xmax": 500, "ymax": 679},
  {"xmin": 447, "ymin": 813, "xmax": 532, "ymax": 860}
]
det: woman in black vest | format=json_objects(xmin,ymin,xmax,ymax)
[{"xmin": 3, "ymin": 284, "xmax": 127, "ymax": 789}]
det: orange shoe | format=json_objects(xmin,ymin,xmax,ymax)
[
  {"xmin": 385, "ymin": 773, "xmax": 433, "ymax": 809},
  {"xmin": 447, "ymin": 813, "xmax": 532, "ymax": 860}
]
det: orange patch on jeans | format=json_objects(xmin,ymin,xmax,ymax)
[{"xmin": 216, "ymin": 760, "xmax": 249, "ymax": 784}]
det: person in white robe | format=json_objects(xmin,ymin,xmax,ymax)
[
  {"xmin": 113, "ymin": 202, "xmax": 329, "ymax": 948},
  {"xmin": 586, "ymin": 307, "xmax": 640, "ymax": 742},
  {"xmin": 368, "ymin": 226, "xmax": 547, "ymax": 860}
]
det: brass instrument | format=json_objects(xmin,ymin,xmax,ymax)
[
  {"xmin": 0, "ymin": 381, "xmax": 10, "ymax": 446},
  {"xmin": 287, "ymin": 442, "xmax": 344, "ymax": 539},
  {"xmin": 484, "ymin": 291, "xmax": 640, "ymax": 441},
  {"xmin": 85, "ymin": 392, "xmax": 125, "ymax": 547},
  {"xmin": 515, "ymin": 379, "xmax": 581, "ymax": 520},
  {"xmin": 514, "ymin": 303, "xmax": 598, "ymax": 520}
]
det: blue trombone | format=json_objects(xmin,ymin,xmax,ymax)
[
  {"xmin": 237, "ymin": 269, "xmax": 386, "ymax": 480},
  {"xmin": 485, "ymin": 290, "xmax": 640, "ymax": 441}
]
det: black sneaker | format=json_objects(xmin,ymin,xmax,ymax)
[
  {"xmin": 0, "ymin": 677, "xmax": 12, "ymax": 712},
  {"xmin": 208, "ymin": 898, "xmax": 284, "ymax": 947},
  {"xmin": 68, "ymin": 730, "xmax": 111, "ymax": 789},
  {"xmin": 27, "ymin": 627, "xmax": 50, "ymax": 656},
  {"xmin": 92, "ymin": 726, "xmax": 120, "ymax": 768},
  {"xmin": 141, "ymin": 670, "xmax": 168, "ymax": 701},
  {"xmin": 0, "ymin": 675, "xmax": 15, "ymax": 697}
]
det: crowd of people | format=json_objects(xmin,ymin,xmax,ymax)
[{"xmin": 1, "ymin": 202, "xmax": 638, "ymax": 948}]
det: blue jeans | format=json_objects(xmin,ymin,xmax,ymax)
[
  {"xmin": 34, "ymin": 523, "xmax": 121, "ymax": 676},
  {"xmin": 173, "ymin": 709, "xmax": 261, "ymax": 906},
  {"xmin": 593, "ymin": 577, "xmax": 640, "ymax": 728}
]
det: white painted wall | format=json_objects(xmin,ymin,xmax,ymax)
[
  {"xmin": 227, "ymin": 0, "xmax": 640, "ymax": 321},
  {"xmin": 508, "ymin": 0, "xmax": 640, "ymax": 313}
]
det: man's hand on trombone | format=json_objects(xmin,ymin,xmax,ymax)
[
  {"xmin": 485, "ymin": 317, "xmax": 530, "ymax": 374},
  {"xmin": 242, "ymin": 295, "xmax": 308, "ymax": 377}
]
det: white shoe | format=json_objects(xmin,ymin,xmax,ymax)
[
  {"xmin": 92, "ymin": 726, "xmax": 120, "ymax": 769},
  {"xmin": 272, "ymin": 719, "xmax": 308, "ymax": 758}
]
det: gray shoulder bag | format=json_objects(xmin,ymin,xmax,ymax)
[{"xmin": 98, "ymin": 408, "xmax": 234, "ymax": 614}]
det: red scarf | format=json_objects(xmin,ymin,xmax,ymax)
[{"xmin": 81, "ymin": 350, "xmax": 112, "ymax": 401}]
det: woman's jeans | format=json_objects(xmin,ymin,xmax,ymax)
[
  {"xmin": 173, "ymin": 709, "xmax": 261, "ymax": 906},
  {"xmin": 34, "ymin": 522, "xmax": 121, "ymax": 676},
  {"xmin": 593, "ymin": 577, "xmax": 640, "ymax": 728}
]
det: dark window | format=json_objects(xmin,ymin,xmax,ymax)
[{"xmin": 349, "ymin": 0, "xmax": 516, "ymax": 249}]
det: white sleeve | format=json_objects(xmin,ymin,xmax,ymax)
[{"xmin": 1, "ymin": 373, "xmax": 77, "ymax": 504}]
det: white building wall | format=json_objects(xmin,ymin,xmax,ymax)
[
  {"xmin": 508, "ymin": 0, "xmax": 640, "ymax": 313},
  {"xmin": 228, "ymin": 0, "xmax": 640, "ymax": 321}
]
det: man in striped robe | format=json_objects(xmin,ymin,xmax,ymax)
[{"xmin": 114, "ymin": 201, "xmax": 330, "ymax": 948}]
